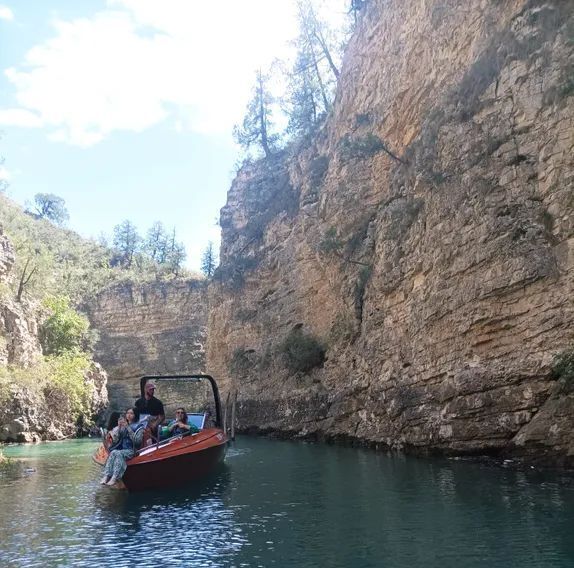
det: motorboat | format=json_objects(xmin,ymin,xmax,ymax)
[{"xmin": 93, "ymin": 374, "xmax": 228, "ymax": 491}]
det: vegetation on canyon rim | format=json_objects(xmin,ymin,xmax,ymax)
[{"xmin": 0, "ymin": 194, "xmax": 194, "ymax": 305}]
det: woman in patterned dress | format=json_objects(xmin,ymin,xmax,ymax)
[{"xmin": 100, "ymin": 407, "xmax": 144, "ymax": 486}]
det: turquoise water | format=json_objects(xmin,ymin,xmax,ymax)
[{"xmin": 1, "ymin": 437, "xmax": 574, "ymax": 567}]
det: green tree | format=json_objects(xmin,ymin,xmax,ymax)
[
  {"xmin": 145, "ymin": 221, "xmax": 167, "ymax": 262},
  {"xmin": 34, "ymin": 193, "xmax": 69, "ymax": 225},
  {"xmin": 201, "ymin": 241, "xmax": 218, "ymax": 278},
  {"xmin": 40, "ymin": 296, "xmax": 90, "ymax": 356},
  {"xmin": 233, "ymin": 68, "xmax": 279, "ymax": 158},
  {"xmin": 284, "ymin": 49, "xmax": 323, "ymax": 137},
  {"xmin": 163, "ymin": 228, "xmax": 187, "ymax": 275},
  {"xmin": 282, "ymin": 1, "xmax": 349, "ymax": 139},
  {"xmin": 112, "ymin": 220, "xmax": 140, "ymax": 268}
]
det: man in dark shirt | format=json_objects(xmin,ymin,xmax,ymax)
[{"xmin": 135, "ymin": 382, "xmax": 165, "ymax": 436}]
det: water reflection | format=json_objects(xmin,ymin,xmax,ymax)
[{"xmin": 1, "ymin": 439, "xmax": 574, "ymax": 567}]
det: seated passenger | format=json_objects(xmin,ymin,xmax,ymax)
[
  {"xmin": 100, "ymin": 407, "xmax": 144, "ymax": 486},
  {"xmin": 167, "ymin": 407, "xmax": 199, "ymax": 437}
]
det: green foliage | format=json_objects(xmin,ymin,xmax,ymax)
[
  {"xmin": 339, "ymin": 134, "xmax": 386, "ymax": 161},
  {"xmin": 278, "ymin": 327, "xmax": 325, "ymax": 373},
  {"xmin": 0, "ymin": 353, "xmax": 92, "ymax": 422},
  {"xmin": 40, "ymin": 296, "xmax": 90, "ymax": 356},
  {"xmin": 112, "ymin": 220, "xmax": 140, "ymax": 268},
  {"xmin": 33, "ymin": 193, "xmax": 69, "ymax": 225},
  {"xmin": 233, "ymin": 68, "xmax": 280, "ymax": 158},
  {"xmin": 45, "ymin": 352, "xmax": 92, "ymax": 418},
  {"xmin": 283, "ymin": 49, "xmax": 325, "ymax": 139},
  {"xmin": 319, "ymin": 227, "xmax": 343, "ymax": 255},
  {"xmin": 551, "ymin": 349, "xmax": 574, "ymax": 393},
  {"xmin": 0, "ymin": 195, "xmax": 194, "ymax": 304},
  {"xmin": 201, "ymin": 241, "xmax": 218, "ymax": 278}
]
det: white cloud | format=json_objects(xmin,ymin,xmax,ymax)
[
  {"xmin": 0, "ymin": 0, "xmax": 302, "ymax": 146},
  {"xmin": 0, "ymin": 108, "xmax": 43, "ymax": 128},
  {"xmin": 0, "ymin": 5, "xmax": 14, "ymax": 21}
]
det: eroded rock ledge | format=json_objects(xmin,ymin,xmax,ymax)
[{"xmin": 207, "ymin": 0, "xmax": 574, "ymax": 465}]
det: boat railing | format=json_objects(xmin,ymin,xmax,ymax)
[{"xmin": 136, "ymin": 430, "xmax": 197, "ymax": 457}]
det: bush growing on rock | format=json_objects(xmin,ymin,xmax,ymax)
[
  {"xmin": 40, "ymin": 296, "xmax": 90, "ymax": 356},
  {"xmin": 45, "ymin": 352, "xmax": 93, "ymax": 419},
  {"xmin": 278, "ymin": 327, "xmax": 325, "ymax": 373},
  {"xmin": 0, "ymin": 352, "xmax": 93, "ymax": 427},
  {"xmin": 551, "ymin": 349, "xmax": 574, "ymax": 393}
]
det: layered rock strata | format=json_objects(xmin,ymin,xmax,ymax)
[
  {"xmin": 207, "ymin": 0, "xmax": 574, "ymax": 464},
  {"xmin": 85, "ymin": 280, "xmax": 208, "ymax": 409}
]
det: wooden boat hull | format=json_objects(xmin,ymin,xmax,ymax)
[{"xmin": 94, "ymin": 428, "xmax": 227, "ymax": 492}]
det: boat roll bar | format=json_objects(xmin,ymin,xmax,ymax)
[{"xmin": 139, "ymin": 374, "xmax": 223, "ymax": 429}]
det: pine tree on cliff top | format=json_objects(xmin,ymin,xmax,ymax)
[
  {"xmin": 233, "ymin": 68, "xmax": 279, "ymax": 158},
  {"xmin": 201, "ymin": 241, "xmax": 217, "ymax": 278}
]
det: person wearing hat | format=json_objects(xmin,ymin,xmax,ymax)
[{"xmin": 135, "ymin": 381, "xmax": 165, "ymax": 437}]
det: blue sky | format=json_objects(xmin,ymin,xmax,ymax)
[{"xmin": 0, "ymin": 1, "xmax": 348, "ymax": 270}]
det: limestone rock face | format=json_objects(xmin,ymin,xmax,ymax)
[
  {"xmin": 0, "ymin": 361, "xmax": 109, "ymax": 442},
  {"xmin": 0, "ymin": 229, "xmax": 109, "ymax": 441},
  {"xmin": 0, "ymin": 227, "xmax": 42, "ymax": 367},
  {"xmin": 207, "ymin": 0, "xmax": 574, "ymax": 464},
  {"xmin": 0, "ymin": 227, "xmax": 15, "ymax": 282},
  {"xmin": 85, "ymin": 279, "xmax": 208, "ymax": 409}
]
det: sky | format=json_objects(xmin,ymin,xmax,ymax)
[{"xmin": 0, "ymin": 0, "xmax": 349, "ymax": 270}]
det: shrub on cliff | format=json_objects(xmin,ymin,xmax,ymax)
[
  {"xmin": 40, "ymin": 296, "xmax": 91, "ymax": 356},
  {"xmin": 45, "ymin": 352, "xmax": 93, "ymax": 418},
  {"xmin": 0, "ymin": 352, "xmax": 92, "ymax": 424},
  {"xmin": 551, "ymin": 349, "xmax": 574, "ymax": 393},
  {"xmin": 278, "ymin": 327, "xmax": 325, "ymax": 373}
]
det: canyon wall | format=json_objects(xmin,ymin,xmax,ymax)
[
  {"xmin": 0, "ymin": 227, "xmax": 108, "ymax": 442},
  {"xmin": 85, "ymin": 279, "xmax": 208, "ymax": 410},
  {"xmin": 207, "ymin": 0, "xmax": 574, "ymax": 463}
]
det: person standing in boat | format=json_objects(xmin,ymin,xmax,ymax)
[
  {"xmin": 100, "ymin": 407, "xmax": 144, "ymax": 486},
  {"xmin": 135, "ymin": 381, "xmax": 165, "ymax": 437}
]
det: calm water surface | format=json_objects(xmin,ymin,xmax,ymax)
[{"xmin": 1, "ymin": 437, "xmax": 574, "ymax": 567}]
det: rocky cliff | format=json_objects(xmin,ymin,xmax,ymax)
[
  {"xmin": 0, "ymin": 227, "xmax": 108, "ymax": 442},
  {"xmin": 85, "ymin": 280, "xmax": 208, "ymax": 410},
  {"xmin": 207, "ymin": 0, "xmax": 574, "ymax": 464}
]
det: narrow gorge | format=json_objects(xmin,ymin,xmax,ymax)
[{"xmin": 1, "ymin": 0, "xmax": 572, "ymax": 467}]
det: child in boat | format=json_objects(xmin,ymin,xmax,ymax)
[
  {"xmin": 100, "ymin": 407, "xmax": 144, "ymax": 486},
  {"xmin": 167, "ymin": 407, "xmax": 199, "ymax": 437}
]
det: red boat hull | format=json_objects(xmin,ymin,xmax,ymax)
[{"xmin": 94, "ymin": 428, "xmax": 228, "ymax": 491}]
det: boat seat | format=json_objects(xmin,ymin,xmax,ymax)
[{"xmin": 187, "ymin": 413, "xmax": 206, "ymax": 430}]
